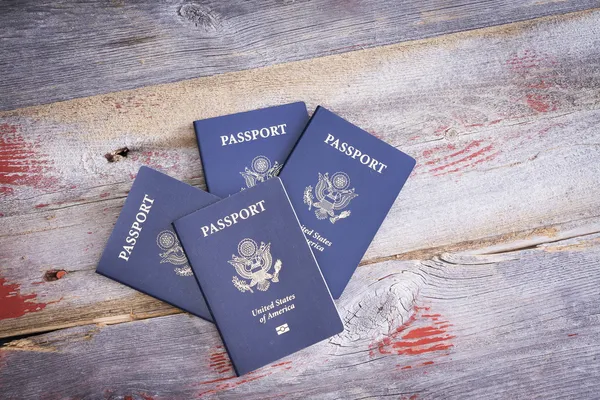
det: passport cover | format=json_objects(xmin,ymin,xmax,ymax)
[
  {"xmin": 173, "ymin": 178, "xmax": 343, "ymax": 376},
  {"xmin": 96, "ymin": 166, "xmax": 220, "ymax": 322},
  {"xmin": 279, "ymin": 106, "xmax": 416, "ymax": 299},
  {"xmin": 194, "ymin": 102, "xmax": 309, "ymax": 198}
]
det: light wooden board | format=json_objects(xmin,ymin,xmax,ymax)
[
  {"xmin": 1, "ymin": 232, "xmax": 599, "ymax": 399},
  {"xmin": 1, "ymin": 1, "xmax": 600, "ymax": 110},
  {"xmin": 2, "ymin": 10, "xmax": 600, "ymax": 339}
]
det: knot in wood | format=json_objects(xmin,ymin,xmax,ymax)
[
  {"xmin": 331, "ymin": 264, "xmax": 424, "ymax": 349},
  {"xmin": 178, "ymin": 3, "xmax": 222, "ymax": 32}
]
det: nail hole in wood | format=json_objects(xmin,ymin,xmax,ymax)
[
  {"xmin": 44, "ymin": 270, "xmax": 67, "ymax": 282},
  {"xmin": 105, "ymin": 147, "xmax": 130, "ymax": 162}
]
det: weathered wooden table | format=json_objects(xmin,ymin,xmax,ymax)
[{"xmin": 2, "ymin": 1, "xmax": 600, "ymax": 398}]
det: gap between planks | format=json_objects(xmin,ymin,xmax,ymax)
[{"xmin": 2, "ymin": 217, "xmax": 598, "ymax": 343}]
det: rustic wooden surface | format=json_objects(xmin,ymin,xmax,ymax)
[
  {"xmin": 2, "ymin": 0, "xmax": 600, "ymax": 111},
  {"xmin": 1, "ymin": 4, "xmax": 600, "ymax": 399}
]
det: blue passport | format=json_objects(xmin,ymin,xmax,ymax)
[
  {"xmin": 173, "ymin": 178, "xmax": 343, "ymax": 376},
  {"xmin": 279, "ymin": 106, "xmax": 416, "ymax": 299},
  {"xmin": 96, "ymin": 166, "xmax": 219, "ymax": 322},
  {"xmin": 194, "ymin": 102, "xmax": 309, "ymax": 198}
]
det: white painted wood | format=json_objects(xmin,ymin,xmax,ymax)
[
  {"xmin": 2, "ymin": 10, "xmax": 600, "ymax": 338},
  {"xmin": 2, "ymin": 232, "xmax": 599, "ymax": 398}
]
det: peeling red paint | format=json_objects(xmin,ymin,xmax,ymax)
[
  {"xmin": 208, "ymin": 349, "xmax": 233, "ymax": 375},
  {"xmin": 195, "ymin": 350, "xmax": 293, "ymax": 397},
  {"xmin": 0, "ymin": 186, "xmax": 14, "ymax": 195},
  {"xmin": 0, "ymin": 123, "xmax": 58, "ymax": 190},
  {"xmin": 369, "ymin": 305, "xmax": 455, "ymax": 360},
  {"xmin": 506, "ymin": 50, "xmax": 562, "ymax": 116},
  {"xmin": 425, "ymin": 140, "xmax": 482, "ymax": 166},
  {"xmin": 197, "ymin": 376, "xmax": 237, "ymax": 386},
  {"xmin": 196, "ymin": 371, "xmax": 273, "ymax": 398},
  {"xmin": 100, "ymin": 192, "xmax": 110, "ymax": 198},
  {"xmin": 0, "ymin": 277, "xmax": 60, "ymax": 320},
  {"xmin": 416, "ymin": 137, "xmax": 501, "ymax": 177},
  {"xmin": 422, "ymin": 143, "xmax": 456, "ymax": 159},
  {"xmin": 270, "ymin": 361, "xmax": 292, "ymax": 368},
  {"xmin": 526, "ymin": 94, "xmax": 556, "ymax": 113},
  {"xmin": 430, "ymin": 144, "xmax": 494, "ymax": 173}
]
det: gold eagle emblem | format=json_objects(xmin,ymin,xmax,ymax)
[
  {"xmin": 304, "ymin": 172, "xmax": 358, "ymax": 223},
  {"xmin": 228, "ymin": 238, "xmax": 282, "ymax": 293},
  {"xmin": 240, "ymin": 155, "xmax": 282, "ymax": 189}
]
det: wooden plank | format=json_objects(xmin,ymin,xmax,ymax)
[
  {"xmin": 2, "ymin": 10, "xmax": 600, "ymax": 339},
  {"xmin": 1, "ymin": 1, "xmax": 599, "ymax": 110},
  {"xmin": 1, "ymin": 232, "xmax": 599, "ymax": 398}
]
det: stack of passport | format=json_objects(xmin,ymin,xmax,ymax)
[{"xmin": 97, "ymin": 102, "xmax": 416, "ymax": 376}]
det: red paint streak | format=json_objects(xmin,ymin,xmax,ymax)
[
  {"xmin": 425, "ymin": 140, "xmax": 482, "ymax": 166},
  {"xmin": 197, "ymin": 376, "xmax": 237, "ymax": 385},
  {"xmin": 208, "ymin": 350, "xmax": 233, "ymax": 374},
  {"xmin": 401, "ymin": 365, "xmax": 412, "ymax": 370},
  {"xmin": 568, "ymin": 333, "xmax": 578, "ymax": 337},
  {"xmin": 196, "ymin": 350, "xmax": 291, "ymax": 397},
  {"xmin": 270, "ymin": 361, "xmax": 292, "ymax": 368},
  {"xmin": 506, "ymin": 50, "xmax": 561, "ymax": 116},
  {"xmin": 430, "ymin": 144, "xmax": 494, "ymax": 173},
  {"xmin": 369, "ymin": 305, "xmax": 455, "ymax": 359},
  {"xmin": 526, "ymin": 80, "xmax": 552, "ymax": 89},
  {"xmin": 506, "ymin": 50, "xmax": 556, "ymax": 74},
  {"xmin": 403, "ymin": 326, "xmax": 447, "ymax": 339},
  {"xmin": 35, "ymin": 203, "xmax": 49, "ymax": 208},
  {"xmin": 421, "ymin": 361, "xmax": 434, "ymax": 365},
  {"xmin": 0, "ymin": 277, "xmax": 60, "ymax": 320},
  {"xmin": 196, "ymin": 372, "xmax": 273, "ymax": 398},
  {"xmin": 526, "ymin": 94, "xmax": 555, "ymax": 113},
  {"xmin": 422, "ymin": 143, "xmax": 456, "ymax": 159},
  {"xmin": 0, "ymin": 123, "xmax": 58, "ymax": 190}
]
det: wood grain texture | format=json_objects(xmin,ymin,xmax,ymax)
[
  {"xmin": 2, "ymin": 10, "xmax": 600, "ymax": 339},
  {"xmin": 1, "ymin": 232, "xmax": 599, "ymax": 399},
  {"xmin": 2, "ymin": 0, "xmax": 600, "ymax": 110}
]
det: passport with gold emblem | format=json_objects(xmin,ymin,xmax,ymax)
[
  {"xmin": 96, "ymin": 166, "xmax": 219, "ymax": 322},
  {"xmin": 173, "ymin": 178, "xmax": 343, "ymax": 376},
  {"xmin": 194, "ymin": 102, "xmax": 309, "ymax": 198},
  {"xmin": 279, "ymin": 106, "xmax": 416, "ymax": 299}
]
